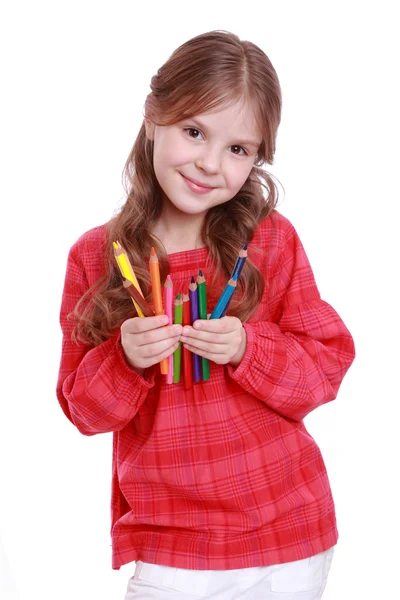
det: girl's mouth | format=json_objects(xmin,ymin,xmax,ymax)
[{"xmin": 181, "ymin": 174, "xmax": 215, "ymax": 194}]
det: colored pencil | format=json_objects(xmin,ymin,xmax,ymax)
[
  {"xmin": 122, "ymin": 279, "xmax": 154, "ymax": 317},
  {"xmin": 149, "ymin": 247, "xmax": 168, "ymax": 375},
  {"xmin": 173, "ymin": 294, "xmax": 183, "ymax": 383},
  {"xmin": 197, "ymin": 270, "xmax": 210, "ymax": 381},
  {"xmin": 113, "ymin": 241, "xmax": 145, "ymax": 317},
  {"xmin": 220, "ymin": 244, "xmax": 248, "ymax": 317},
  {"xmin": 164, "ymin": 275, "xmax": 173, "ymax": 384},
  {"xmin": 189, "ymin": 277, "xmax": 201, "ymax": 383},
  {"xmin": 114, "ymin": 241, "xmax": 144, "ymax": 293},
  {"xmin": 182, "ymin": 293, "xmax": 193, "ymax": 390},
  {"xmin": 210, "ymin": 274, "xmax": 239, "ymax": 319},
  {"xmin": 232, "ymin": 244, "xmax": 248, "ymax": 279}
]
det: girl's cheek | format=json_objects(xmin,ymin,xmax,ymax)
[
  {"xmin": 169, "ymin": 135, "xmax": 193, "ymax": 162},
  {"xmin": 227, "ymin": 159, "xmax": 254, "ymax": 189}
]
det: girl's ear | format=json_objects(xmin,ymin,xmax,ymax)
[{"xmin": 145, "ymin": 118, "xmax": 155, "ymax": 141}]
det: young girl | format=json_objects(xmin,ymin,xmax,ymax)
[{"xmin": 56, "ymin": 30, "xmax": 355, "ymax": 599}]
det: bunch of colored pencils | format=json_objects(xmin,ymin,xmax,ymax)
[
  {"xmin": 113, "ymin": 241, "xmax": 248, "ymax": 388},
  {"xmin": 163, "ymin": 269, "xmax": 210, "ymax": 390}
]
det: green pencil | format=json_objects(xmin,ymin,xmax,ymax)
[
  {"xmin": 173, "ymin": 294, "xmax": 183, "ymax": 383},
  {"xmin": 197, "ymin": 270, "xmax": 210, "ymax": 381}
]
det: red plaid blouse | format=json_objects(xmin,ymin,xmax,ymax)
[{"xmin": 56, "ymin": 210, "xmax": 355, "ymax": 570}]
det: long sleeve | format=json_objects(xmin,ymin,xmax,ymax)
[
  {"xmin": 227, "ymin": 221, "xmax": 355, "ymax": 422},
  {"xmin": 56, "ymin": 242, "xmax": 155, "ymax": 436}
]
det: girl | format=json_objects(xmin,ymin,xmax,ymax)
[{"xmin": 56, "ymin": 30, "xmax": 355, "ymax": 599}]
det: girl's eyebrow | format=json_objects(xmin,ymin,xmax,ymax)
[{"xmin": 187, "ymin": 117, "xmax": 261, "ymax": 149}]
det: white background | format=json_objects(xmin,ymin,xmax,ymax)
[{"xmin": 1, "ymin": 1, "xmax": 398, "ymax": 598}]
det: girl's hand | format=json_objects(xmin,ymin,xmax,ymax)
[
  {"xmin": 120, "ymin": 315, "xmax": 182, "ymax": 374},
  {"xmin": 179, "ymin": 316, "xmax": 247, "ymax": 367}
]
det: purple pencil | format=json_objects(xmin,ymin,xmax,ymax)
[{"xmin": 189, "ymin": 276, "xmax": 201, "ymax": 383}]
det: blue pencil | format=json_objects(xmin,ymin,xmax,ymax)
[
  {"xmin": 210, "ymin": 274, "xmax": 239, "ymax": 319},
  {"xmin": 220, "ymin": 244, "xmax": 248, "ymax": 317},
  {"xmin": 232, "ymin": 243, "xmax": 248, "ymax": 279}
]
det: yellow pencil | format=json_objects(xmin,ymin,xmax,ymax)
[
  {"xmin": 113, "ymin": 241, "xmax": 145, "ymax": 318},
  {"xmin": 113, "ymin": 242, "xmax": 143, "ymax": 293}
]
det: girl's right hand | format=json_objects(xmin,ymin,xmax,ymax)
[{"xmin": 120, "ymin": 315, "xmax": 182, "ymax": 374}]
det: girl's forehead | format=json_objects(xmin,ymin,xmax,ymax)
[
  {"xmin": 187, "ymin": 100, "xmax": 262, "ymax": 141},
  {"xmin": 195, "ymin": 96, "xmax": 257, "ymax": 119}
]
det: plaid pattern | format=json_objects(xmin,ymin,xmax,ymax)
[{"xmin": 56, "ymin": 210, "xmax": 355, "ymax": 570}]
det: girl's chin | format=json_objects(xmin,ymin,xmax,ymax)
[
  {"xmin": 164, "ymin": 199, "xmax": 209, "ymax": 217},
  {"xmin": 176, "ymin": 207, "xmax": 208, "ymax": 217},
  {"xmin": 161, "ymin": 193, "xmax": 230, "ymax": 217}
]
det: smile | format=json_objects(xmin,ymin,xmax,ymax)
[{"xmin": 181, "ymin": 174, "xmax": 216, "ymax": 194}]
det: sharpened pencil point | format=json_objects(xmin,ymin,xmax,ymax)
[
  {"xmin": 150, "ymin": 247, "xmax": 156, "ymax": 256},
  {"xmin": 164, "ymin": 274, "xmax": 173, "ymax": 288},
  {"xmin": 191, "ymin": 276, "xmax": 195, "ymax": 283},
  {"xmin": 199, "ymin": 269, "xmax": 203, "ymax": 276}
]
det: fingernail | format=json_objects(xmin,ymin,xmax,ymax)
[
  {"xmin": 173, "ymin": 325, "xmax": 182, "ymax": 334},
  {"xmin": 193, "ymin": 321, "xmax": 201, "ymax": 329},
  {"xmin": 182, "ymin": 326, "xmax": 190, "ymax": 335}
]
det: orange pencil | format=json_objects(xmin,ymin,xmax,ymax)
[{"xmin": 149, "ymin": 247, "xmax": 168, "ymax": 375}]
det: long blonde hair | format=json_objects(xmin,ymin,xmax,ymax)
[{"xmin": 72, "ymin": 30, "xmax": 282, "ymax": 346}]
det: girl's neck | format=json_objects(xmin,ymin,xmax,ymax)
[{"xmin": 151, "ymin": 202, "xmax": 206, "ymax": 255}]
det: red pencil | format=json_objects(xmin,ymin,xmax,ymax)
[{"xmin": 182, "ymin": 293, "xmax": 193, "ymax": 390}]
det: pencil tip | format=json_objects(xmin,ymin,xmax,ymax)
[
  {"xmin": 199, "ymin": 269, "xmax": 203, "ymax": 276},
  {"xmin": 176, "ymin": 293, "xmax": 181, "ymax": 299},
  {"xmin": 243, "ymin": 243, "xmax": 248, "ymax": 249},
  {"xmin": 233, "ymin": 273, "xmax": 239, "ymax": 280},
  {"xmin": 167, "ymin": 274, "xmax": 172, "ymax": 281},
  {"xmin": 191, "ymin": 275, "xmax": 195, "ymax": 283}
]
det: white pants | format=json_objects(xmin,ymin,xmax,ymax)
[{"xmin": 124, "ymin": 547, "xmax": 334, "ymax": 599}]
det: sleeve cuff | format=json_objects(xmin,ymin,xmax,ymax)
[{"xmin": 226, "ymin": 322, "xmax": 256, "ymax": 379}]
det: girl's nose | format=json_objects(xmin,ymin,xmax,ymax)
[{"xmin": 194, "ymin": 147, "xmax": 221, "ymax": 174}]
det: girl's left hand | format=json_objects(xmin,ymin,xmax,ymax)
[{"xmin": 180, "ymin": 316, "xmax": 247, "ymax": 367}]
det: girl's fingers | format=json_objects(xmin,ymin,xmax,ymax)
[
  {"xmin": 180, "ymin": 328, "xmax": 238, "ymax": 346},
  {"xmin": 144, "ymin": 339, "xmax": 180, "ymax": 364},
  {"xmin": 137, "ymin": 324, "xmax": 182, "ymax": 346},
  {"xmin": 181, "ymin": 318, "xmax": 241, "ymax": 341},
  {"xmin": 182, "ymin": 344, "xmax": 226, "ymax": 363},
  {"xmin": 141, "ymin": 335, "xmax": 181, "ymax": 358},
  {"xmin": 122, "ymin": 315, "xmax": 169, "ymax": 334},
  {"xmin": 181, "ymin": 338, "xmax": 228, "ymax": 354},
  {"xmin": 192, "ymin": 316, "xmax": 240, "ymax": 333}
]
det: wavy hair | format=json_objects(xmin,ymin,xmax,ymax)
[{"xmin": 72, "ymin": 30, "xmax": 283, "ymax": 346}]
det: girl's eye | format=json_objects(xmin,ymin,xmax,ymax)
[
  {"xmin": 230, "ymin": 145, "xmax": 248, "ymax": 156},
  {"xmin": 185, "ymin": 128, "xmax": 203, "ymax": 139},
  {"xmin": 184, "ymin": 129, "xmax": 248, "ymax": 156}
]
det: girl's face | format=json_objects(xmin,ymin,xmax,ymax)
[{"xmin": 145, "ymin": 100, "xmax": 262, "ymax": 219}]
